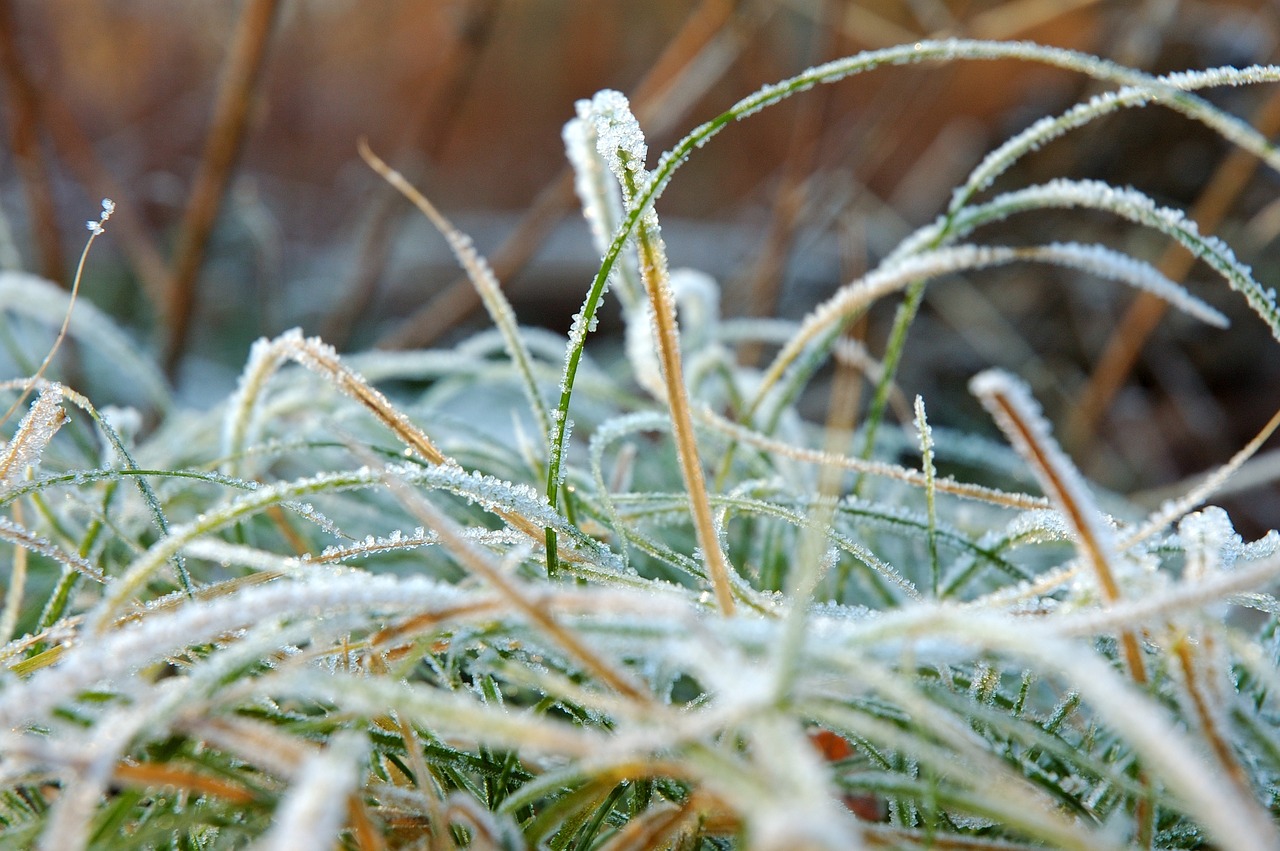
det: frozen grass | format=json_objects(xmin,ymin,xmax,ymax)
[{"xmin": 0, "ymin": 38, "xmax": 1279, "ymax": 850}]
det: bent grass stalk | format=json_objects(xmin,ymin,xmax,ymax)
[{"xmin": 356, "ymin": 139, "xmax": 552, "ymax": 452}]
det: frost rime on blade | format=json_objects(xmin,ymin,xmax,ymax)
[
  {"xmin": 946, "ymin": 180, "xmax": 1280, "ymax": 339},
  {"xmin": 579, "ymin": 89, "xmax": 650, "ymax": 206},
  {"xmin": 0, "ymin": 385, "xmax": 67, "ymax": 486},
  {"xmin": 563, "ymin": 109, "xmax": 643, "ymax": 313}
]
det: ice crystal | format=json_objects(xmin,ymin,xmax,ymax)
[{"xmin": 85, "ymin": 198, "xmax": 114, "ymax": 236}]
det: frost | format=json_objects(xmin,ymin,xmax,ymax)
[
  {"xmin": 368, "ymin": 155, "xmax": 551, "ymax": 443},
  {"xmin": 767, "ymin": 239, "xmax": 1224, "ymax": 398},
  {"xmin": 947, "ymin": 180, "xmax": 1280, "ymax": 338},
  {"xmin": 1022, "ymin": 242, "xmax": 1227, "ymax": 327},
  {"xmin": 1242, "ymin": 530, "xmax": 1280, "ymax": 561},
  {"xmin": 0, "ymin": 573, "xmax": 475, "ymax": 728},
  {"xmin": 564, "ymin": 306, "xmax": 593, "ymax": 365},
  {"xmin": 1159, "ymin": 63, "xmax": 1280, "ymax": 89},
  {"xmin": 1178, "ymin": 507, "xmax": 1244, "ymax": 575},
  {"xmin": 576, "ymin": 90, "xmax": 650, "ymax": 204},
  {"xmin": 1004, "ymin": 509, "xmax": 1073, "ymax": 542},
  {"xmin": 222, "ymin": 328, "xmax": 452, "ymax": 473},
  {"xmin": 0, "ymin": 385, "xmax": 68, "ymax": 485},
  {"xmin": 283, "ymin": 500, "xmax": 344, "ymax": 537},
  {"xmin": 85, "ymin": 198, "xmax": 114, "ymax": 235},
  {"xmin": 259, "ymin": 731, "xmax": 368, "ymax": 851},
  {"xmin": 222, "ymin": 330, "xmax": 300, "ymax": 471},
  {"xmin": 0, "ymin": 513, "xmax": 103, "ymax": 583},
  {"xmin": 944, "ymin": 67, "xmax": 1280, "ymax": 215},
  {"xmin": 563, "ymin": 112, "xmax": 643, "ymax": 317},
  {"xmin": 11, "ymin": 40, "xmax": 1280, "ymax": 851},
  {"xmin": 98, "ymin": 405, "xmax": 141, "ymax": 446},
  {"xmin": 971, "ymin": 369, "xmax": 1123, "ymax": 601},
  {"xmin": 809, "ymin": 601, "xmax": 877, "ymax": 624}
]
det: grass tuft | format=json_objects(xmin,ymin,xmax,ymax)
[{"xmin": 1, "ymin": 38, "xmax": 1279, "ymax": 850}]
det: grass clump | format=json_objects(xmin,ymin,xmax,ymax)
[{"xmin": 1, "ymin": 38, "xmax": 1280, "ymax": 850}]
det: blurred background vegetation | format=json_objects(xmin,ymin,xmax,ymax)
[{"xmin": 0, "ymin": 0, "xmax": 1277, "ymax": 531}]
